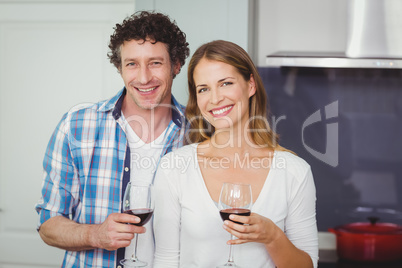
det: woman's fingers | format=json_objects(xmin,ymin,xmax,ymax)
[{"xmin": 223, "ymin": 213, "xmax": 275, "ymax": 245}]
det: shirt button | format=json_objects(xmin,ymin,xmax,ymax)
[{"xmin": 124, "ymin": 167, "xmax": 129, "ymax": 172}]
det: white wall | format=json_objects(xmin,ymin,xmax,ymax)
[{"xmin": 0, "ymin": 1, "xmax": 134, "ymax": 266}]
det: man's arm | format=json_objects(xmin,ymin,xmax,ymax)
[{"xmin": 39, "ymin": 213, "xmax": 145, "ymax": 251}]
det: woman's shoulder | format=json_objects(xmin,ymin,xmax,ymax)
[
  {"xmin": 273, "ymin": 150, "xmax": 311, "ymax": 177},
  {"xmin": 165, "ymin": 143, "xmax": 198, "ymax": 158},
  {"xmin": 157, "ymin": 143, "xmax": 198, "ymax": 174}
]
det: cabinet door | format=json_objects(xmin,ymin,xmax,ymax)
[{"xmin": 0, "ymin": 2, "xmax": 133, "ymax": 267}]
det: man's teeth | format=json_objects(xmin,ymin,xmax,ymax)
[
  {"xmin": 212, "ymin": 106, "xmax": 232, "ymax": 115},
  {"xmin": 138, "ymin": 86, "xmax": 156, "ymax": 92}
]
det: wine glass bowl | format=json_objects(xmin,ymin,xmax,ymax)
[
  {"xmin": 120, "ymin": 182, "xmax": 154, "ymax": 267},
  {"xmin": 217, "ymin": 182, "xmax": 252, "ymax": 268},
  {"xmin": 219, "ymin": 208, "xmax": 251, "ymax": 224},
  {"xmin": 123, "ymin": 208, "xmax": 153, "ymax": 226}
]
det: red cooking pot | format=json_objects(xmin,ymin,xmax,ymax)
[{"xmin": 329, "ymin": 217, "xmax": 402, "ymax": 262}]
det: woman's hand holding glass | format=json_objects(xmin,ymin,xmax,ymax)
[{"xmin": 223, "ymin": 213, "xmax": 280, "ymax": 246}]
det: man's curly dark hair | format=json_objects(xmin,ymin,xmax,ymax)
[{"xmin": 108, "ymin": 11, "xmax": 190, "ymax": 74}]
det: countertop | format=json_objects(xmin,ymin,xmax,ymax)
[{"xmin": 318, "ymin": 250, "xmax": 402, "ymax": 268}]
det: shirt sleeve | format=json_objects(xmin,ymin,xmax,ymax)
[
  {"xmin": 285, "ymin": 165, "xmax": 319, "ymax": 268},
  {"xmin": 153, "ymin": 154, "xmax": 181, "ymax": 268},
  {"xmin": 34, "ymin": 113, "xmax": 79, "ymax": 230}
]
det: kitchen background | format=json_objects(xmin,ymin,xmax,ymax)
[{"xmin": 1, "ymin": 0, "xmax": 401, "ymax": 267}]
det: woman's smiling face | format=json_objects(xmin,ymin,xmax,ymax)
[{"xmin": 194, "ymin": 58, "xmax": 255, "ymax": 130}]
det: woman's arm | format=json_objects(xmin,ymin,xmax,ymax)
[
  {"xmin": 224, "ymin": 214, "xmax": 314, "ymax": 268},
  {"xmin": 222, "ymin": 167, "xmax": 318, "ymax": 268}
]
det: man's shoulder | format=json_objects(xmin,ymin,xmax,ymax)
[
  {"xmin": 61, "ymin": 101, "xmax": 105, "ymax": 126},
  {"xmin": 67, "ymin": 102, "xmax": 99, "ymax": 115},
  {"xmin": 55, "ymin": 90, "xmax": 124, "ymax": 136},
  {"xmin": 63, "ymin": 90, "xmax": 123, "ymax": 122}
]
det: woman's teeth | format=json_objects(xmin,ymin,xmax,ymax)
[
  {"xmin": 212, "ymin": 106, "xmax": 233, "ymax": 115},
  {"xmin": 138, "ymin": 86, "xmax": 156, "ymax": 92}
]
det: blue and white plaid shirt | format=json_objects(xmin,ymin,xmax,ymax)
[{"xmin": 35, "ymin": 89, "xmax": 186, "ymax": 267}]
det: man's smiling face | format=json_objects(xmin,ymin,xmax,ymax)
[{"xmin": 120, "ymin": 39, "xmax": 180, "ymax": 110}]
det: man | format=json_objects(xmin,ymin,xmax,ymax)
[{"xmin": 35, "ymin": 11, "xmax": 189, "ymax": 267}]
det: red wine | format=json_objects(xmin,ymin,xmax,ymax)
[
  {"xmin": 220, "ymin": 208, "xmax": 251, "ymax": 224},
  {"xmin": 123, "ymin": 208, "xmax": 154, "ymax": 226}
]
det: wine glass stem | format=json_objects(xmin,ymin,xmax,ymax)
[
  {"xmin": 227, "ymin": 234, "xmax": 235, "ymax": 263},
  {"xmin": 131, "ymin": 233, "xmax": 139, "ymax": 260}
]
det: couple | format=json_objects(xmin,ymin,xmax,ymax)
[{"xmin": 35, "ymin": 11, "xmax": 318, "ymax": 268}]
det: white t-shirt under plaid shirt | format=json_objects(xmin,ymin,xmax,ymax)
[{"xmin": 123, "ymin": 112, "xmax": 168, "ymax": 267}]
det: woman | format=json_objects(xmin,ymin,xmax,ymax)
[{"xmin": 153, "ymin": 40, "xmax": 318, "ymax": 268}]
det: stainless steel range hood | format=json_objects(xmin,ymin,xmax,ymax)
[
  {"xmin": 266, "ymin": 0, "xmax": 402, "ymax": 69},
  {"xmin": 266, "ymin": 51, "xmax": 402, "ymax": 69}
]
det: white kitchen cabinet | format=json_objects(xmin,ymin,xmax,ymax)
[{"xmin": 0, "ymin": 1, "xmax": 133, "ymax": 267}]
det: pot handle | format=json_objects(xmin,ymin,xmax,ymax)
[
  {"xmin": 368, "ymin": 216, "xmax": 379, "ymax": 225},
  {"xmin": 328, "ymin": 228, "xmax": 340, "ymax": 236}
]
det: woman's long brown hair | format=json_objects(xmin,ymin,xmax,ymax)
[{"xmin": 185, "ymin": 40, "xmax": 289, "ymax": 152}]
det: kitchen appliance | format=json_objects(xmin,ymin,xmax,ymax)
[{"xmin": 266, "ymin": 0, "xmax": 402, "ymax": 69}]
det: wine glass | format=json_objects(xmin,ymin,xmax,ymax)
[
  {"xmin": 120, "ymin": 182, "xmax": 154, "ymax": 267},
  {"xmin": 217, "ymin": 182, "xmax": 252, "ymax": 268}
]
